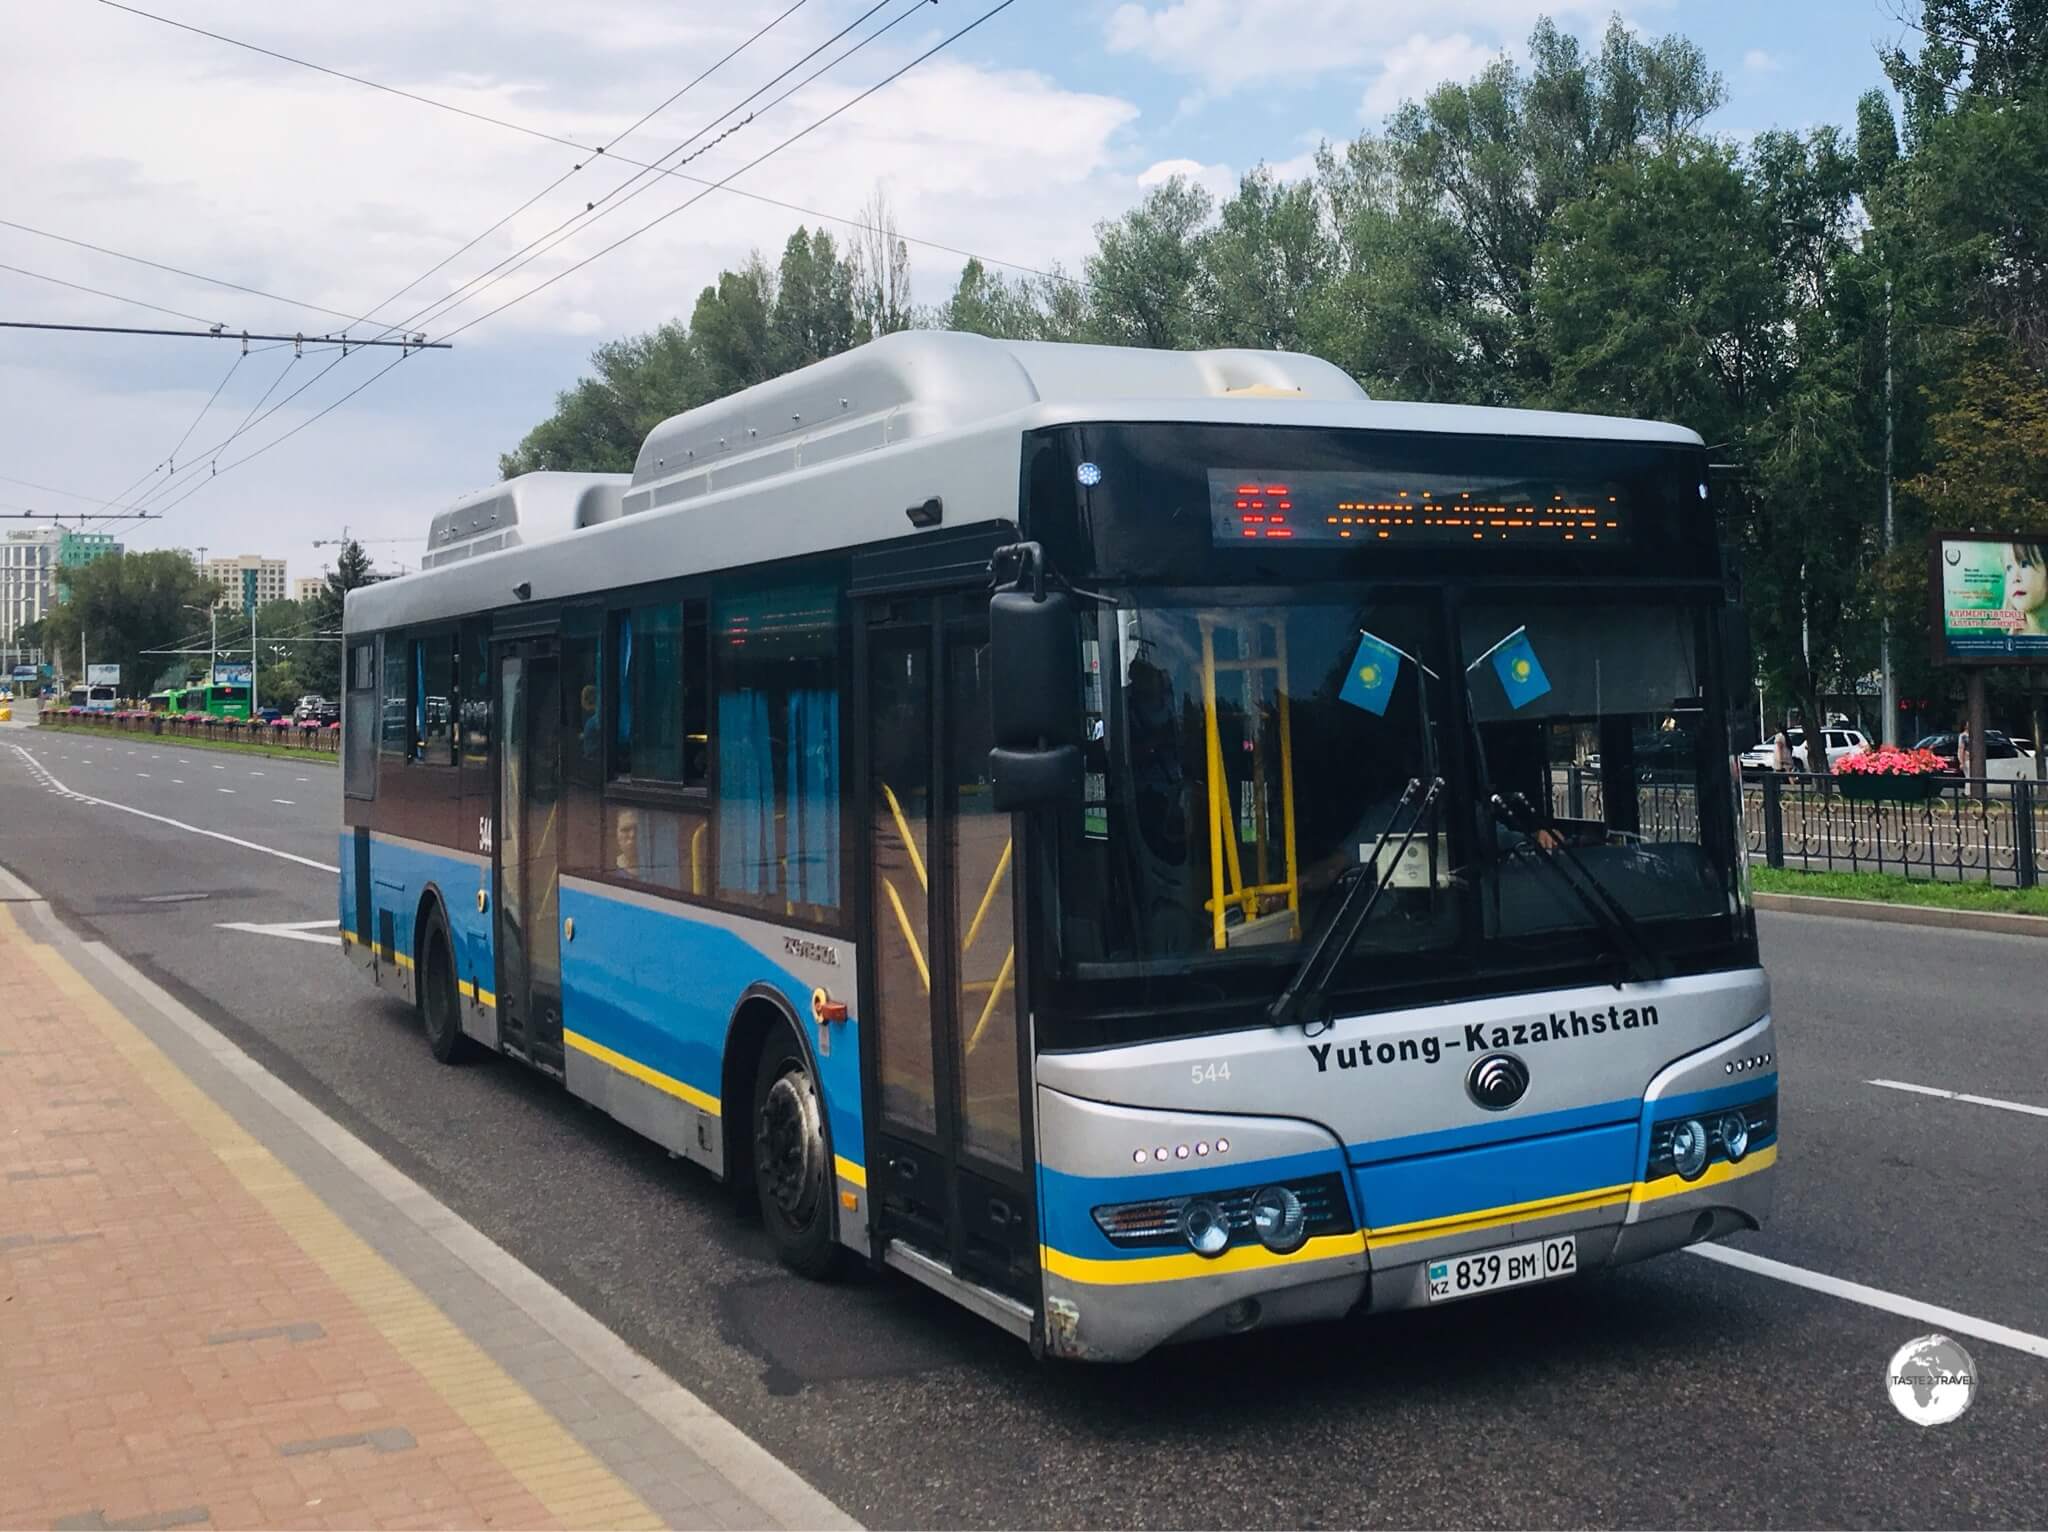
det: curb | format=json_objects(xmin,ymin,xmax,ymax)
[{"xmin": 1754, "ymin": 890, "xmax": 2048, "ymax": 938}]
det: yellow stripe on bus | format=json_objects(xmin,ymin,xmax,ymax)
[
  {"xmin": 835, "ymin": 1156, "xmax": 867, "ymax": 1188},
  {"xmin": 562, "ymin": 1029, "xmax": 721, "ymax": 1117},
  {"xmin": 1042, "ymin": 1148, "xmax": 1779, "ymax": 1286}
]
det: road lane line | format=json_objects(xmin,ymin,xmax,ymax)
[
  {"xmin": 1868, "ymin": 1078, "xmax": 2048, "ymax": 1119},
  {"xmin": 216, "ymin": 919, "xmax": 342, "ymax": 946},
  {"xmin": 272, "ymin": 798, "xmax": 294, "ymax": 805},
  {"xmin": 218, "ymin": 787, "xmax": 235, "ymax": 794},
  {"xmin": 1687, "ymin": 1245, "xmax": 2048, "ymax": 1359},
  {"xmin": 6, "ymin": 745, "xmax": 336, "ymax": 874},
  {"xmin": 171, "ymin": 779, "xmax": 183, "ymax": 784}
]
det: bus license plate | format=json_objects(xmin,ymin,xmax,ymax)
[{"xmin": 1427, "ymin": 1236, "xmax": 1576, "ymax": 1302}]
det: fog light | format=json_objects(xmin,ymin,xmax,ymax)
[
  {"xmin": 1719, "ymin": 1110, "xmax": 1750, "ymax": 1162},
  {"xmin": 1180, "ymin": 1199, "xmax": 1230, "ymax": 1257},
  {"xmin": 1670, "ymin": 1118, "xmax": 1710, "ymax": 1180},
  {"xmin": 1249, "ymin": 1185, "xmax": 1307, "ymax": 1253}
]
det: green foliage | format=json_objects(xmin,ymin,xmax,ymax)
[
  {"xmin": 36, "ymin": 550, "xmax": 218, "ymax": 697},
  {"xmin": 1750, "ymin": 864, "xmax": 2048, "ymax": 917},
  {"xmin": 493, "ymin": 5, "xmax": 2048, "ymax": 747}
]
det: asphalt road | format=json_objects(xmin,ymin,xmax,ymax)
[{"xmin": 4, "ymin": 723, "xmax": 2045, "ymax": 1529}]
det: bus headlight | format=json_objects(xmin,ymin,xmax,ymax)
[
  {"xmin": 1647, "ymin": 1093, "xmax": 1775, "ymax": 1182},
  {"xmin": 1719, "ymin": 1111, "xmax": 1750, "ymax": 1162},
  {"xmin": 1180, "ymin": 1199, "xmax": 1231, "ymax": 1257},
  {"xmin": 1250, "ymin": 1185, "xmax": 1307, "ymax": 1253},
  {"xmin": 1091, "ymin": 1173, "xmax": 1354, "ymax": 1255},
  {"xmin": 1669, "ymin": 1118, "xmax": 1710, "ymax": 1180}
]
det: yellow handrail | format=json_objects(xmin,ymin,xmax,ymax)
[
  {"xmin": 880, "ymin": 783, "xmax": 929, "ymax": 895},
  {"xmin": 962, "ymin": 839, "xmax": 1013, "ymax": 953},
  {"xmin": 964, "ymin": 948, "xmax": 1016, "ymax": 1054},
  {"xmin": 881, "ymin": 878, "xmax": 931, "ymax": 993},
  {"xmin": 1197, "ymin": 615, "xmax": 1301, "ymax": 948}
]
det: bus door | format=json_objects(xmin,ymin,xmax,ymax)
[
  {"xmin": 861, "ymin": 595, "xmax": 1035, "ymax": 1306},
  {"xmin": 493, "ymin": 635, "xmax": 567, "ymax": 1075}
]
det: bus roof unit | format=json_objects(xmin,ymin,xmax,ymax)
[
  {"xmin": 421, "ymin": 470, "xmax": 629, "ymax": 570},
  {"xmin": 622, "ymin": 332, "xmax": 1369, "ymax": 517}
]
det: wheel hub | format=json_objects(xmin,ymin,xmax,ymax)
[{"xmin": 757, "ymin": 1067, "xmax": 822, "ymax": 1222}]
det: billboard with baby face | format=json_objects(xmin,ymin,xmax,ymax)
[{"xmin": 1931, "ymin": 534, "xmax": 2048, "ymax": 664}]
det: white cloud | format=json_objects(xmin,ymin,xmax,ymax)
[
  {"xmin": 1138, "ymin": 157, "xmax": 1239, "ymax": 202},
  {"xmin": 1106, "ymin": 0, "xmax": 1591, "ymax": 92},
  {"xmin": 0, "ymin": 2, "xmax": 1142, "ymax": 588},
  {"xmin": 1359, "ymin": 33, "xmax": 1503, "ymax": 117},
  {"xmin": 1742, "ymin": 49, "xmax": 1784, "ymax": 73}
]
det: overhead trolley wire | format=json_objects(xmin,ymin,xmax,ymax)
[
  {"xmin": 432, "ymin": 0, "xmax": 1025, "ymax": 346},
  {"xmin": 341, "ymin": 0, "xmax": 818, "ymax": 338},
  {"xmin": 363, "ymin": 0, "xmax": 911, "ymax": 346},
  {"xmin": 0, "ymin": 260, "xmax": 227, "ymax": 328},
  {"xmin": 97, "ymin": 0, "xmax": 1089, "ymax": 306},
  {"xmin": 0, "ymin": 217, "xmax": 361, "ymax": 327},
  {"xmin": 95, "ymin": 0, "xmax": 1027, "ymax": 530}
]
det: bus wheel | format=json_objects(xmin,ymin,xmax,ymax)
[
  {"xmin": 751, "ymin": 1026, "xmax": 842, "ymax": 1279},
  {"xmin": 420, "ymin": 922, "xmax": 469, "ymax": 1065}
]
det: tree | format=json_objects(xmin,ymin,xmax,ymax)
[
  {"xmin": 848, "ymin": 190, "xmax": 913, "ymax": 342},
  {"xmin": 1382, "ymin": 15, "xmax": 1726, "ymax": 399},
  {"xmin": 771, "ymin": 227, "xmax": 857, "ymax": 372},
  {"xmin": 499, "ymin": 322, "xmax": 701, "ymax": 476},
  {"xmin": 1195, "ymin": 167, "xmax": 1335, "ymax": 353},
  {"xmin": 1082, "ymin": 176, "xmax": 1212, "ymax": 348},
  {"xmin": 34, "ymin": 551, "xmax": 218, "ymax": 695}
]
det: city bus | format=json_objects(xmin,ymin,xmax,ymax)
[
  {"xmin": 339, "ymin": 332, "xmax": 1776, "ymax": 1361},
  {"xmin": 179, "ymin": 681, "xmax": 251, "ymax": 718}
]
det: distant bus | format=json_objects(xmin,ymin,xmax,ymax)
[
  {"xmin": 185, "ymin": 682, "xmax": 251, "ymax": 719},
  {"xmin": 70, "ymin": 684, "xmax": 117, "ymax": 713}
]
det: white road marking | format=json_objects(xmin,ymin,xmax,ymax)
[
  {"xmin": 217, "ymin": 787, "xmax": 235, "ymax": 794},
  {"xmin": 250, "ymin": 771, "xmax": 264, "ymax": 777},
  {"xmin": 170, "ymin": 779, "xmax": 183, "ymax": 784},
  {"xmin": 1688, "ymin": 1245, "xmax": 2048, "ymax": 1360},
  {"xmin": 215, "ymin": 919, "xmax": 342, "ymax": 946},
  {"xmin": 5, "ymin": 745, "xmax": 337, "ymax": 874},
  {"xmin": 295, "ymin": 777, "xmax": 307, "ymax": 783},
  {"xmin": 136, "ymin": 773, "xmax": 150, "ymax": 779},
  {"xmin": 272, "ymin": 798, "xmax": 294, "ymax": 806},
  {"xmin": 1867, "ymin": 1078, "xmax": 2048, "ymax": 1119},
  {"xmin": 211, "ymin": 764, "xmax": 223, "ymax": 770}
]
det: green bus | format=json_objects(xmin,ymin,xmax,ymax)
[{"xmin": 168, "ymin": 681, "xmax": 251, "ymax": 718}]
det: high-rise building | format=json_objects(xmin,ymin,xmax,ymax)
[
  {"xmin": 294, "ymin": 575, "xmax": 326, "ymax": 604},
  {"xmin": 0, "ymin": 528, "xmax": 62, "ymax": 667},
  {"xmin": 203, "ymin": 554, "xmax": 288, "ymax": 612},
  {"xmin": 57, "ymin": 530, "xmax": 122, "ymax": 569}
]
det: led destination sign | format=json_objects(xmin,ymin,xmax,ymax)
[{"xmin": 1208, "ymin": 469, "xmax": 1629, "ymax": 548}]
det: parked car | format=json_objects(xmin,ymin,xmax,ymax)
[
  {"xmin": 1738, "ymin": 727, "xmax": 1871, "ymax": 772},
  {"xmin": 315, "ymin": 698, "xmax": 341, "ymax": 725},
  {"xmin": 292, "ymin": 693, "xmax": 329, "ymax": 722},
  {"xmin": 1912, "ymin": 731, "xmax": 2036, "ymax": 782}
]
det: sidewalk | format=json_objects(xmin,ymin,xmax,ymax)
[{"xmin": 0, "ymin": 878, "xmax": 852, "ymax": 1532}]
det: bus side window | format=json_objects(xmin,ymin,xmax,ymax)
[
  {"xmin": 413, "ymin": 633, "xmax": 456, "ymax": 767},
  {"xmin": 344, "ymin": 639, "xmax": 377, "ymax": 800},
  {"xmin": 379, "ymin": 632, "xmax": 410, "ymax": 766},
  {"xmin": 713, "ymin": 583, "xmax": 841, "ymax": 920}
]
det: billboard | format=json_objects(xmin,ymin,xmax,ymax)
[
  {"xmin": 85, "ymin": 663, "xmax": 120, "ymax": 686},
  {"xmin": 1932, "ymin": 534, "xmax": 2048, "ymax": 664},
  {"xmin": 211, "ymin": 661, "xmax": 253, "ymax": 686}
]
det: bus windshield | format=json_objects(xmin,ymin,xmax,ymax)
[{"xmin": 1055, "ymin": 586, "xmax": 1738, "ymax": 1004}]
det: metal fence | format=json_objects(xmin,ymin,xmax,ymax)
[
  {"xmin": 39, "ymin": 709, "xmax": 341, "ymax": 754},
  {"xmin": 1545, "ymin": 765, "xmax": 2048, "ymax": 886},
  {"xmin": 1744, "ymin": 771, "xmax": 2048, "ymax": 886}
]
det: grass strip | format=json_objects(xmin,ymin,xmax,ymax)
[
  {"xmin": 35, "ymin": 718, "xmax": 338, "ymax": 767},
  {"xmin": 1752, "ymin": 866, "xmax": 2048, "ymax": 917}
]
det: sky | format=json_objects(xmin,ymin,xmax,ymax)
[{"xmin": 0, "ymin": 0, "xmax": 1917, "ymax": 595}]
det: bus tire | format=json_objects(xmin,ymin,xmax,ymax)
[
  {"xmin": 419, "ymin": 918, "xmax": 470, "ymax": 1065},
  {"xmin": 750, "ymin": 1024, "xmax": 842, "ymax": 1280}
]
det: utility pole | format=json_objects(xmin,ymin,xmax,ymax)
[
  {"xmin": 251, "ymin": 598, "xmax": 260, "ymax": 722},
  {"xmin": 1880, "ymin": 279, "xmax": 1898, "ymax": 746}
]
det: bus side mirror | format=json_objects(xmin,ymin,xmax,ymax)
[{"xmin": 989, "ymin": 587, "xmax": 1083, "ymax": 811}]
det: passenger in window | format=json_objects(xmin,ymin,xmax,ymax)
[
  {"xmin": 612, "ymin": 806, "xmax": 642, "ymax": 877},
  {"xmin": 579, "ymin": 684, "xmax": 601, "ymax": 762}
]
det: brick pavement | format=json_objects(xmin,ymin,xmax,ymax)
[{"xmin": 0, "ymin": 892, "xmax": 848, "ymax": 1532}]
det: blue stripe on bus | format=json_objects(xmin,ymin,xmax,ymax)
[
  {"xmin": 1037, "ymin": 1075, "xmax": 1778, "ymax": 1264},
  {"xmin": 339, "ymin": 832, "xmax": 865, "ymax": 1177}
]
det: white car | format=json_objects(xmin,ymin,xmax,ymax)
[{"xmin": 1739, "ymin": 727, "xmax": 1871, "ymax": 772}]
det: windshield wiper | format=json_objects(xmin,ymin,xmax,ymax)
[
  {"xmin": 1489, "ymin": 792, "xmax": 1669, "ymax": 986},
  {"xmin": 1269, "ymin": 776, "xmax": 1443, "ymax": 1033}
]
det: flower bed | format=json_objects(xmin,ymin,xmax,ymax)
[{"xmin": 1833, "ymin": 745, "xmax": 1947, "ymax": 802}]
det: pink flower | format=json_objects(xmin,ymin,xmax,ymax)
[{"xmin": 1834, "ymin": 745, "xmax": 1945, "ymax": 777}]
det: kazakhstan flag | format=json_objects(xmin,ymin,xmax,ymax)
[
  {"xmin": 1339, "ymin": 631, "xmax": 1403, "ymax": 715},
  {"xmin": 1491, "ymin": 630, "xmax": 1553, "ymax": 709}
]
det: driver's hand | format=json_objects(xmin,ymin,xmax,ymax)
[{"xmin": 1535, "ymin": 827, "xmax": 1563, "ymax": 850}]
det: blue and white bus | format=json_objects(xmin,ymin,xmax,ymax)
[{"xmin": 340, "ymin": 332, "xmax": 1776, "ymax": 1361}]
